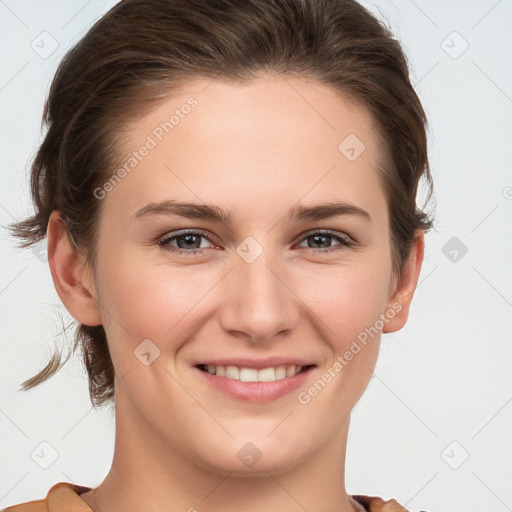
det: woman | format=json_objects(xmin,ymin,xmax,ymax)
[{"xmin": 5, "ymin": 0, "xmax": 434, "ymax": 510}]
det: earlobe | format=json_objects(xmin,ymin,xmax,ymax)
[
  {"xmin": 382, "ymin": 230, "xmax": 425, "ymax": 334},
  {"xmin": 47, "ymin": 210, "xmax": 102, "ymax": 326}
]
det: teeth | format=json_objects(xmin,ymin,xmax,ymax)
[
  {"xmin": 202, "ymin": 364, "xmax": 305, "ymax": 382},
  {"xmin": 258, "ymin": 367, "xmax": 276, "ymax": 382},
  {"xmin": 275, "ymin": 366, "xmax": 287, "ymax": 379},
  {"xmin": 286, "ymin": 365, "xmax": 296, "ymax": 378},
  {"xmin": 240, "ymin": 368, "xmax": 258, "ymax": 382}
]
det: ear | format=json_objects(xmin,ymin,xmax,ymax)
[
  {"xmin": 382, "ymin": 230, "xmax": 425, "ymax": 333},
  {"xmin": 46, "ymin": 210, "xmax": 102, "ymax": 326}
]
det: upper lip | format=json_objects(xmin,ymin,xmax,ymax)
[{"xmin": 195, "ymin": 357, "xmax": 316, "ymax": 370}]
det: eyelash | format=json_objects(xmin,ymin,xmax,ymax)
[{"xmin": 156, "ymin": 229, "xmax": 356, "ymax": 256}]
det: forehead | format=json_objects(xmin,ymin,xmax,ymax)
[{"xmin": 102, "ymin": 75, "xmax": 387, "ymax": 227}]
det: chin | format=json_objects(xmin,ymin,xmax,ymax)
[{"xmin": 193, "ymin": 437, "xmax": 309, "ymax": 477}]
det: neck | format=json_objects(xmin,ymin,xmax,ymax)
[{"xmin": 81, "ymin": 389, "xmax": 359, "ymax": 512}]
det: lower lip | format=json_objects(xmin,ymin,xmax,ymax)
[{"xmin": 194, "ymin": 366, "xmax": 315, "ymax": 403}]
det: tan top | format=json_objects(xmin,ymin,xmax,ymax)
[{"xmin": 1, "ymin": 482, "xmax": 410, "ymax": 512}]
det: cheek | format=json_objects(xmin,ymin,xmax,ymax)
[
  {"xmin": 94, "ymin": 253, "xmax": 223, "ymax": 351},
  {"xmin": 293, "ymin": 260, "xmax": 390, "ymax": 401},
  {"xmin": 296, "ymin": 260, "xmax": 391, "ymax": 341}
]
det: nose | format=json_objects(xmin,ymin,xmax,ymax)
[{"xmin": 218, "ymin": 251, "xmax": 300, "ymax": 345}]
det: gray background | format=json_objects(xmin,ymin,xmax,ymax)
[{"xmin": 1, "ymin": 1, "xmax": 511, "ymax": 511}]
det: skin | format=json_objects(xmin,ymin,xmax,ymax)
[{"xmin": 47, "ymin": 74, "xmax": 424, "ymax": 512}]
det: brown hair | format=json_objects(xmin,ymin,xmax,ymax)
[{"xmin": 8, "ymin": 0, "xmax": 435, "ymax": 408}]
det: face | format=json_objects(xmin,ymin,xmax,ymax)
[{"xmin": 80, "ymin": 75, "xmax": 405, "ymax": 475}]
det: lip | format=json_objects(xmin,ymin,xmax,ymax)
[
  {"xmin": 194, "ymin": 356, "xmax": 316, "ymax": 370},
  {"xmin": 193, "ymin": 364, "xmax": 316, "ymax": 403}
]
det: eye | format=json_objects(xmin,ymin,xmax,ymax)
[
  {"xmin": 157, "ymin": 230, "xmax": 215, "ymax": 256},
  {"xmin": 296, "ymin": 230, "xmax": 356, "ymax": 253},
  {"xmin": 156, "ymin": 229, "xmax": 356, "ymax": 256}
]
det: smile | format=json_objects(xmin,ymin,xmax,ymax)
[
  {"xmin": 197, "ymin": 364, "xmax": 314, "ymax": 382},
  {"xmin": 194, "ymin": 363, "xmax": 317, "ymax": 403}
]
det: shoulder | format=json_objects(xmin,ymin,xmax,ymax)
[
  {"xmin": 351, "ymin": 494, "xmax": 413, "ymax": 511},
  {"xmin": 1, "ymin": 482, "xmax": 92, "ymax": 512},
  {"xmin": 1, "ymin": 498, "xmax": 48, "ymax": 512}
]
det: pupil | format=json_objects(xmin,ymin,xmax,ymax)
[
  {"xmin": 311, "ymin": 234, "xmax": 330, "ymax": 248},
  {"xmin": 178, "ymin": 234, "xmax": 200, "ymax": 249}
]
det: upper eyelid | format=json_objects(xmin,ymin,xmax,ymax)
[{"xmin": 157, "ymin": 228, "xmax": 214, "ymax": 244}]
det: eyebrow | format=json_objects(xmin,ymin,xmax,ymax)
[{"xmin": 133, "ymin": 200, "xmax": 372, "ymax": 224}]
